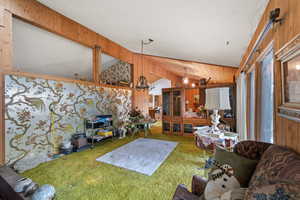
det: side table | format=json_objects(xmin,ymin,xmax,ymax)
[{"xmin": 194, "ymin": 127, "xmax": 238, "ymax": 152}]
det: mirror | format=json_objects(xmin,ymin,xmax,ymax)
[{"xmin": 184, "ymin": 88, "xmax": 206, "ymax": 118}]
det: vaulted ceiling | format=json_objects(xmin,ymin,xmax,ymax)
[{"xmin": 38, "ymin": 0, "xmax": 269, "ymax": 67}]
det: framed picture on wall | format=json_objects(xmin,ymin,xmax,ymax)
[
  {"xmin": 282, "ymin": 55, "xmax": 300, "ymax": 106},
  {"xmin": 276, "ymin": 34, "xmax": 300, "ymax": 121}
]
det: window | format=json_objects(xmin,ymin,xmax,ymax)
[{"xmin": 259, "ymin": 50, "xmax": 274, "ymax": 143}]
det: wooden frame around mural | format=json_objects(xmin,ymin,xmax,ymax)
[{"xmin": 276, "ymin": 34, "xmax": 300, "ymax": 122}]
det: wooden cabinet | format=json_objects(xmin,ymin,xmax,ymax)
[
  {"xmin": 162, "ymin": 88, "xmax": 209, "ymax": 136},
  {"xmin": 162, "ymin": 84, "xmax": 236, "ymax": 136},
  {"xmin": 172, "ymin": 121, "xmax": 182, "ymax": 136},
  {"xmin": 162, "ymin": 88, "xmax": 184, "ymax": 135},
  {"xmin": 162, "ymin": 121, "xmax": 171, "ymax": 134},
  {"xmin": 162, "ymin": 89, "xmax": 172, "ymax": 117}
]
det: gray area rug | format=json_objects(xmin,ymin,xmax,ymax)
[{"xmin": 96, "ymin": 138, "xmax": 178, "ymax": 176}]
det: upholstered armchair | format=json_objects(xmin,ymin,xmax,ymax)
[{"xmin": 172, "ymin": 141, "xmax": 273, "ymax": 200}]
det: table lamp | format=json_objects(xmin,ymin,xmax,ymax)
[{"xmin": 205, "ymin": 87, "xmax": 231, "ymax": 135}]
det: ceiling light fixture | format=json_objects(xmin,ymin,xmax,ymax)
[
  {"xmin": 136, "ymin": 39, "xmax": 154, "ymax": 90},
  {"xmin": 296, "ymin": 65, "xmax": 300, "ymax": 70}
]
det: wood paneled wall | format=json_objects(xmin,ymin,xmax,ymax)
[
  {"xmin": 132, "ymin": 54, "xmax": 183, "ymax": 114},
  {"xmin": 0, "ymin": 0, "xmax": 237, "ymax": 114},
  {"xmin": 0, "ymin": 0, "xmax": 238, "ymax": 164},
  {"xmin": 132, "ymin": 54, "xmax": 237, "ymax": 114},
  {"xmin": 238, "ymin": 0, "xmax": 300, "ymax": 152},
  {"xmin": 148, "ymin": 55, "xmax": 237, "ymax": 84}
]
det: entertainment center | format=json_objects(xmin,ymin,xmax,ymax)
[{"xmin": 162, "ymin": 84, "xmax": 236, "ymax": 136}]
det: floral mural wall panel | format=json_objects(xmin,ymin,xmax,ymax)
[
  {"xmin": 100, "ymin": 61, "xmax": 132, "ymax": 84},
  {"xmin": 5, "ymin": 75, "xmax": 132, "ymax": 172}
]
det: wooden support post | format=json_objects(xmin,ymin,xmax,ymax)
[
  {"xmin": 0, "ymin": 6, "xmax": 4, "ymax": 28},
  {"xmin": 92, "ymin": 45, "xmax": 101, "ymax": 84},
  {"xmin": 0, "ymin": 8, "xmax": 12, "ymax": 165},
  {"xmin": 0, "ymin": 8, "xmax": 12, "ymax": 71},
  {"xmin": 0, "ymin": 73, "xmax": 4, "ymax": 165}
]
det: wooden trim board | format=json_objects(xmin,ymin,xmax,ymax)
[
  {"xmin": 0, "ymin": 73, "xmax": 4, "ymax": 165},
  {"xmin": 3, "ymin": 71, "xmax": 133, "ymax": 91}
]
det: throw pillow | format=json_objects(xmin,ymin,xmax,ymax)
[{"xmin": 213, "ymin": 146, "xmax": 258, "ymax": 187}]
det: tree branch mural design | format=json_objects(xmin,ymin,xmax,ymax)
[{"xmin": 5, "ymin": 75, "xmax": 132, "ymax": 172}]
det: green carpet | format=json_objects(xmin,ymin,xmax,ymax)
[{"xmin": 22, "ymin": 123, "xmax": 210, "ymax": 200}]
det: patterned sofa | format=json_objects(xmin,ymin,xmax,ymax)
[{"xmin": 172, "ymin": 141, "xmax": 300, "ymax": 200}]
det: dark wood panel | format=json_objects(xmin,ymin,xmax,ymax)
[{"xmin": 238, "ymin": 0, "xmax": 300, "ymax": 152}]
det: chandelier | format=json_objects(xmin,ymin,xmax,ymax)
[{"xmin": 136, "ymin": 39, "xmax": 154, "ymax": 90}]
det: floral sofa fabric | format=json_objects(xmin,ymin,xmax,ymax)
[
  {"xmin": 233, "ymin": 141, "xmax": 272, "ymax": 160},
  {"xmin": 245, "ymin": 145, "xmax": 300, "ymax": 199}
]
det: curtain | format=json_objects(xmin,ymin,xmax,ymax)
[{"xmin": 236, "ymin": 73, "xmax": 247, "ymax": 141}]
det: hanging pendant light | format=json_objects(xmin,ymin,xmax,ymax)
[
  {"xmin": 183, "ymin": 67, "xmax": 189, "ymax": 84},
  {"xmin": 183, "ymin": 77, "xmax": 189, "ymax": 84},
  {"xmin": 136, "ymin": 39, "xmax": 154, "ymax": 90}
]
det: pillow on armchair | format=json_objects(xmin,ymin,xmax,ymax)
[
  {"xmin": 213, "ymin": 146, "xmax": 259, "ymax": 187},
  {"xmin": 202, "ymin": 146, "xmax": 259, "ymax": 200},
  {"xmin": 204, "ymin": 164, "xmax": 241, "ymax": 199}
]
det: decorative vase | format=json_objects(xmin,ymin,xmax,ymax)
[
  {"xmin": 32, "ymin": 184, "xmax": 56, "ymax": 200},
  {"xmin": 61, "ymin": 141, "xmax": 71, "ymax": 149},
  {"xmin": 24, "ymin": 182, "xmax": 39, "ymax": 197},
  {"xmin": 14, "ymin": 178, "xmax": 32, "ymax": 193}
]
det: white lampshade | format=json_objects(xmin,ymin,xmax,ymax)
[{"xmin": 205, "ymin": 87, "xmax": 231, "ymax": 110}]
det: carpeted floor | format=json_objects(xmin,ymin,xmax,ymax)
[{"xmin": 22, "ymin": 122, "xmax": 210, "ymax": 200}]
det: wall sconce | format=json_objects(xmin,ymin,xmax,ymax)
[{"xmin": 191, "ymin": 83, "xmax": 196, "ymax": 88}]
